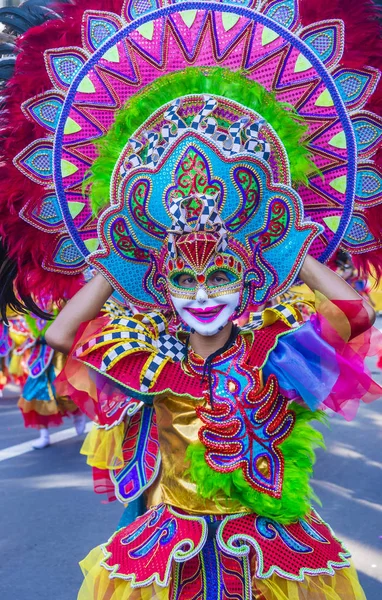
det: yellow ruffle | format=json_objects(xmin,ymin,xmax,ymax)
[
  {"xmin": 9, "ymin": 330, "xmax": 28, "ymax": 346},
  {"xmin": 18, "ymin": 394, "xmax": 78, "ymax": 416},
  {"xmin": 9, "ymin": 354, "xmax": 25, "ymax": 377},
  {"xmin": 78, "ymin": 545, "xmax": 366, "ymax": 600},
  {"xmin": 80, "ymin": 423, "xmax": 125, "ymax": 469},
  {"xmin": 78, "ymin": 546, "xmax": 169, "ymax": 600},
  {"xmin": 253, "ymin": 562, "xmax": 366, "ymax": 600},
  {"xmin": 0, "ymin": 370, "xmax": 7, "ymax": 388},
  {"xmin": 18, "ymin": 396, "xmax": 57, "ymax": 416}
]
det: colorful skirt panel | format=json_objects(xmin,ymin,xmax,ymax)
[{"xmin": 78, "ymin": 504, "xmax": 366, "ymax": 600}]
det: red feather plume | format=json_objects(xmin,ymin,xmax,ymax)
[
  {"xmin": 1, "ymin": 0, "xmax": 381, "ymax": 298},
  {"xmin": 0, "ymin": 0, "xmax": 125, "ymax": 304}
]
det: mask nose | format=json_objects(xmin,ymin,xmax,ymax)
[{"xmin": 196, "ymin": 286, "xmax": 208, "ymax": 304}]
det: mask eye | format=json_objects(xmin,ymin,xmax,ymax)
[
  {"xmin": 171, "ymin": 272, "xmax": 197, "ymax": 289},
  {"xmin": 206, "ymin": 269, "xmax": 238, "ymax": 287}
]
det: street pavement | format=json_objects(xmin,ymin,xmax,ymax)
[{"xmin": 0, "ymin": 357, "xmax": 381, "ymax": 599}]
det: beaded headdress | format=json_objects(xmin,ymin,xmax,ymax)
[
  {"xmin": 0, "ymin": 0, "xmax": 381, "ymax": 309},
  {"xmin": 86, "ymin": 93, "xmax": 320, "ymax": 311}
]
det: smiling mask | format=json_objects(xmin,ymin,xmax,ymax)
[{"xmin": 166, "ymin": 195, "xmax": 243, "ymax": 335}]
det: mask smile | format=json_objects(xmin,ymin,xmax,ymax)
[
  {"xmin": 185, "ymin": 305, "xmax": 226, "ymax": 323},
  {"xmin": 168, "ymin": 261, "xmax": 244, "ymax": 336}
]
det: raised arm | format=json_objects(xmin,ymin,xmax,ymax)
[
  {"xmin": 45, "ymin": 273, "xmax": 113, "ymax": 353},
  {"xmin": 299, "ymin": 254, "xmax": 375, "ymax": 326}
]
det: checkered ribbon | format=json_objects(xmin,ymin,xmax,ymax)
[
  {"xmin": 75, "ymin": 312, "xmax": 186, "ymax": 393},
  {"xmin": 161, "ymin": 122, "xmax": 177, "ymax": 145},
  {"xmin": 164, "ymin": 98, "xmax": 187, "ymax": 131},
  {"xmin": 167, "ymin": 193, "xmax": 228, "ymax": 258},
  {"xmin": 200, "ymin": 195, "xmax": 219, "ymax": 230},
  {"xmin": 154, "ymin": 98, "xmax": 189, "ymax": 149},
  {"xmin": 168, "ymin": 195, "xmax": 192, "ymax": 234},
  {"xmin": 140, "ymin": 333, "xmax": 185, "ymax": 391},
  {"xmin": 241, "ymin": 313, "xmax": 264, "ymax": 331},
  {"xmin": 140, "ymin": 311, "xmax": 167, "ymax": 337},
  {"xmin": 167, "ymin": 196, "xmax": 193, "ymax": 258},
  {"xmin": 191, "ymin": 96, "xmax": 217, "ymax": 136},
  {"xmin": 121, "ymin": 98, "xmax": 271, "ymax": 177},
  {"xmin": 121, "ymin": 138, "xmax": 143, "ymax": 175},
  {"xmin": 244, "ymin": 120, "xmax": 271, "ymax": 161},
  {"xmin": 213, "ymin": 116, "xmax": 249, "ymax": 155},
  {"xmin": 199, "ymin": 195, "xmax": 228, "ymax": 252},
  {"xmin": 102, "ymin": 299, "xmax": 132, "ymax": 319},
  {"xmin": 242, "ymin": 303, "xmax": 301, "ymax": 332},
  {"xmin": 269, "ymin": 304, "xmax": 301, "ymax": 326},
  {"xmin": 145, "ymin": 131, "xmax": 166, "ymax": 168}
]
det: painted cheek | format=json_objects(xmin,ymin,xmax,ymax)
[
  {"xmin": 170, "ymin": 295, "xmax": 192, "ymax": 315},
  {"xmin": 171, "ymin": 292, "xmax": 240, "ymax": 336}
]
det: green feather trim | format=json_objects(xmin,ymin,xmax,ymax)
[
  {"xmin": 89, "ymin": 67, "xmax": 317, "ymax": 215},
  {"xmin": 186, "ymin": 403, "xmax": 326, "ymax": 524}
]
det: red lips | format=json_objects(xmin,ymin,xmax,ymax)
[{"xmin": 185, "ymin": 305, "xmax": 226, "ymax": 322}]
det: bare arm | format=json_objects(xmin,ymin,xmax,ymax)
[
  {"xmin": 299, "ymin": 255, "xmax": 375, "ymax": 325},
  {"xmin": 45, "ymin": 273, "xmax": 113, "ymax": 353}
]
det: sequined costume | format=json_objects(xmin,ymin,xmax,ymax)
[
  {"xmin": 55, "ymin": 295, "xmax": 380, "ymax": 599},
  {"xmin": 0, "ymin": 320, "xmax": 13, "ymax": 396},
  {"xmin": 16, "ymin": 315, "xmax": 80, "ymax": 429},
  {"xmin": 0, "ymin": 315, "xmax": 33, "ymax": 396},
  {"xmin": 1, "ymin": 0, "xmax": 381, "ymax": 598}
]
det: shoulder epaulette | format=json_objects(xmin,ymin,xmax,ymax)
[{"xmin": 242, "ymin": 303, "xmax": 303, "ymax": 332}]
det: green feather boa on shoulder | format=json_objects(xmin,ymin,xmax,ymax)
[{"xmin": 186, "ymin": 403, "xmax": 326, "ymax": 524}]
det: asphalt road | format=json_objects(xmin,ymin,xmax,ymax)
[{"xmin": 0, "ymin": 359, "xmax": 381, "ymax": 599}]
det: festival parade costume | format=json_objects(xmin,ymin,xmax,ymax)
[
  {"xmin": 0, "ymin": 316, "xmax": 28, "ymax": 396},
  {"xmin": 1, "ymin": 314, "xmax": 40, "ymax": 397},
  {"xmin": 1, "ymin": 0, "xmax": 382, "ymax": 598},
  {"xmin": 0, "ymin": 311, "xmax": 84, "ymax": 444},
  {"xmin": 16, "ymin": 314, "xmax": 80, "ymax": 431}
]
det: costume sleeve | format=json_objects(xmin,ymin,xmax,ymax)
[
  {"xmin": 263, "ymin": 295, "xmax": 382, "ymax": 420},
  {"xmin": 55, "ymin": 314, "xmax": 163, "ymax": 504},
  {"xmin": 55, "ymin": 315, "xmax": 148, "ymax": 428},
  {"xmin": 54, "ymin": 311, "xmax": 199, "ymax": 426},
  {"xmin": 79, "ymin": 403, "xmax": 160, "ymax": 505}
]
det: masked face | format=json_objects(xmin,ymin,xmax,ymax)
[{"xmin": 168, "ymin": 261, "xmax": 243, "ymax": 336}]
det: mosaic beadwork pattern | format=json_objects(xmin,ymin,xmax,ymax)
[
  {"xmin": 217, "ymin": 509, "xmax": 350, "ymax": 581},
  {"xmin": 0, "ymin": 323, "xmax": 12, "ymax": 358},
  {"xmin": 101, "ymin": 504, "xmax": 208, "ymax": 586},
  {"xmin": 27, "ymin": 344, "xmax": 54, "ymax": 378},
  {"xmin": 100, "ymin": 504, "xmax": 350, "ymax": 591},
  {"xmin": 89, "ymin": 98, "xmax": 320, "ymax": 308},
  {"xmin": 193, "ymin": 340, "xmax": 294, "ymax": 498},
  {"xmin": 110, "ymin": 405, "xmax": 161, "ymax": 503}
]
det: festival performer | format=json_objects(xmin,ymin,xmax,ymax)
[
  {"xmin": 0, "ymin": 320, "xmax": 12, "ymax": 396},
  {"xmin": 18, "ymin": 313, "xmax": 86, "ymax": 449},
  {"xmin": 0, "ymin": 311, "xmax": 84, "ymax": 448},
  {"xmin": 49, "ymin": 216, "xmax": 380, "ymax": 600},
  {"xmin": 0, "ymin": 314, "xmax": 33, "ymax": 396},
  {"xmin": 1, "ymin": 0, "xmax": 381, "ymax": 598}
]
